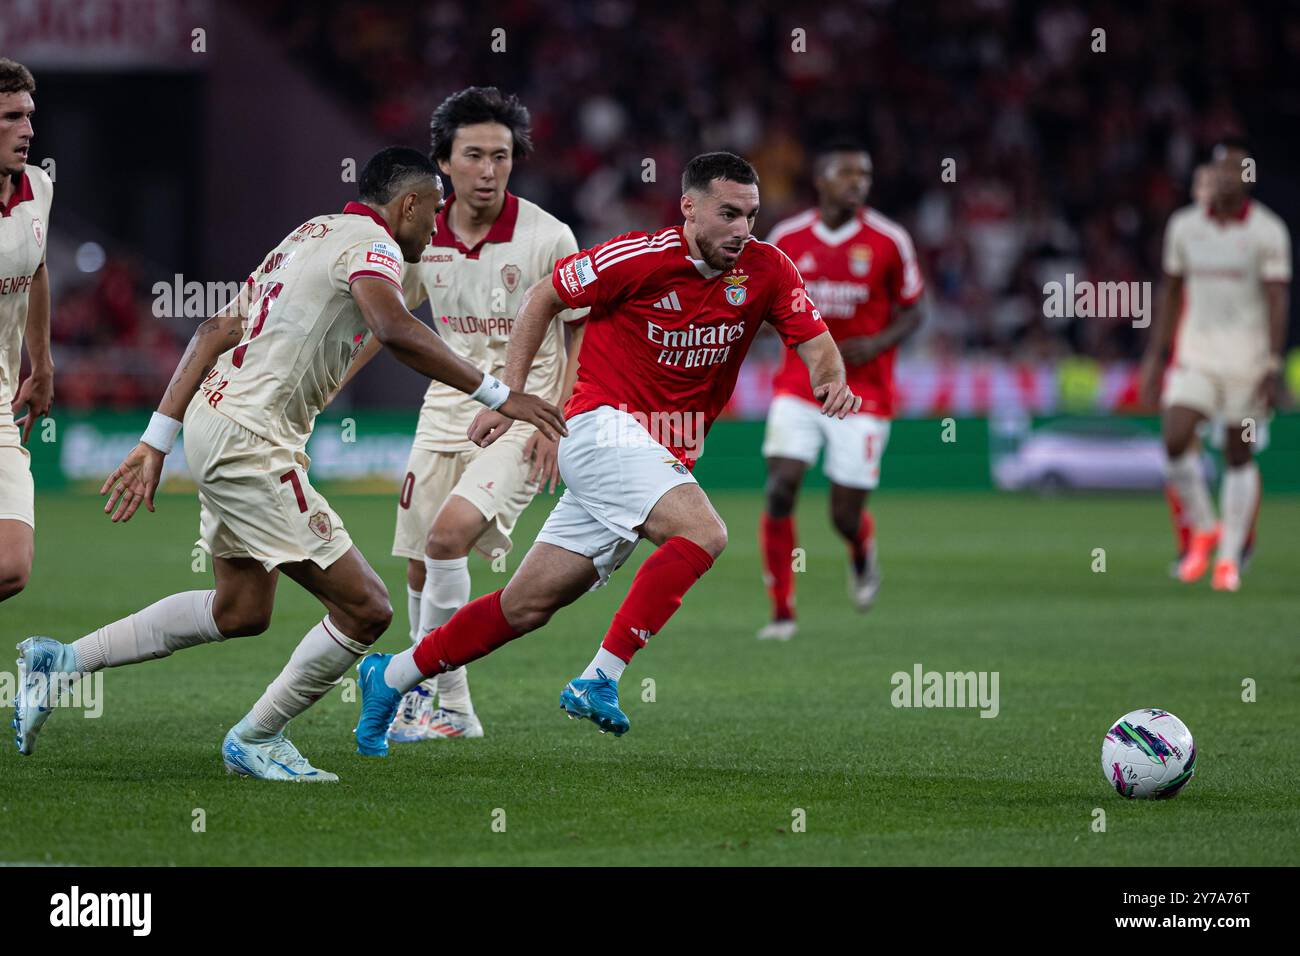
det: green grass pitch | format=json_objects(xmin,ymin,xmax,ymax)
[{"xmin": 2, "ymin": 487, "xmax": 1297, "ymax": 865}]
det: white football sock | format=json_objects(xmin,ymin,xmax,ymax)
[
  {"xmin": 247, "ymin": 616, "xmax": 367, "ymax": 736},
  {"xmin": 71, "ymin": 590, "xmax": 225, "ymax": 672},
  {"xmin": 422, "ymin": 556, "xmax": 471, "ymax": 701},
  {"xmin": 580, "ymin": 647, "xmax": 627, "ymax": 682},
  {"xmin": 383, "ymin": 646, "xmax": 426, "ymax": 695},
  {"xmin": 1218, "ymin": 462, "xmax": 1259, "ymax": 564},
  {"xmin": 420, "ymin": 556, "xmax": 470, "ymax": 632},
  {"xmin": 1165, "ymin": 450, "xmax": 1215, "ymax": 532},
  {"xmin": 437, "ymin": 666, "xmax": 473, "ymax": 714},
  {"xmin": 406, "ymin": 586, "xmax": 422, "ymax": 643}
]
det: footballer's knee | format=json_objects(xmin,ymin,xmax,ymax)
[
  {"xmin": 500, "ymin": 590, "xmax": 559, "ymax": 633},
  {"xmin": 348, "ymin": 584, "xmax": 394, "ymax": 643},
  {"xmin": 425, "ymin": 496, "xmax": 487, "ymax": 561},
  {"xmin": 212, "ymin": 601, "xmax": 272, "ymax": 639},
  {"xmin": 0, "ymin": 562, "xmax": 29, "ymax": 602},
  {"xmin": 684, "ymin": 516, "xmax": 728, "ymax": 559}
]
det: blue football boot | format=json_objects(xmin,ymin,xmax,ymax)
[{"xmin": 559, "ymin": 668, "xmax": 629, "ymax": 736}]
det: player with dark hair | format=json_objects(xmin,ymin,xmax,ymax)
[
  {"xmin": 354, "ymin": 151, "xmax": 859, "ymax": 753},
  {"xmin": 12, "ymin": 147, "xmax": 565, "ymax": 779},
  {"xmin": 344, "ymin": 88, "xmax": 587, "ymax": 741},
  {"xmin": 0, "ymin": 58, "xmax": 52, "ymax": 605},
  {"xmin": 1140, "ymin": 136, "xmax": 1291, "ymax": 592},
  {"xmin": 756, "ymin": 142, "xmax": 925, "ymax": 640}
]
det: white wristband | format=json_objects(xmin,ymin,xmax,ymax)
[
  {"xmin": 470, "ymin": 371, "xmax": 510, "ymax": 410},
  {"xmin": 140, "ymin": 412, "xmax": 182, "ymax": 455}
]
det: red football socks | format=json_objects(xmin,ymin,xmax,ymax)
[
  {"xmin": 850, "ymin": 510, "xmax": 875, "ymax": 574},
  {"xmin": 600, "ymin": 536, "xmax": 715, "ymax": 662},
  {"xmin": 760, "ymin": 513, "xmax": 797, "ymax": 621},
  {"xmin": 413, "ymin": 589, "xmax": 519, "ymax": 676}
]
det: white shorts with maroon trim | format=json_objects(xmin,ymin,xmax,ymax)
[
  {"xmin": 761, "ymin": 393, "xmax": 891, "ymax": 490},
  {"xmin": 535, "ymin": 405, "xmax": 697, "ymax": 588},
  {"xmin": 183, "ymin": 400, "xmax": 353, "ymax": 572}
]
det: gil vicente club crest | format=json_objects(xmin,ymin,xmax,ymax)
[
  {"xmin": 723, "ymin": 273, "xmax": 749, "ymax": 306},
  {"xmin": 501, "ymin": 263, "xmax": 521, "ymax": 293},
  {"xmin": 308, "ymin": 511, "xmax": 333, "ymax": 542}
]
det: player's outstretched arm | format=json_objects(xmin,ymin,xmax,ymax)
[
  {"xmin": 1139, "ymin": 273, "xmax": 1183, "ymax": 407},
  {"xmin": 796, "ymin": 331, "xmax": 861, "ymax": 419},
  {"xmin": 12, "ymin": 262, "xmax": 53, "ymax": 445},
  {"xmin": 524, "ymin": 321, "xmax": 585, "ymax": 493},
  {"xmin": 469, "ymin": 276, "xmax": 569, "ymax": 448},
  {"xmin": 352, "ymin": 276, "xmax": 566, "ymax": 441},
  {"xmin": 101, "ymin": 286, "xmax": 253, "ymax": 523}
]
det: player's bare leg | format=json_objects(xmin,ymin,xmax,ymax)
[
  {"xmin": 1212, "ymin": 421, "xmax": 1258, "ymax": 592},
  {"xmin": 223, "ymin": 546, "xmax": 391, "ymax": 781},
  {"xmin": 831, "ymin": 482, "xmax": 880, "ymax": 612},
  {"xmin": 14, "ymin": 555, "xmax": 274, "ymax": 756},
  {"xmin": 0, "ymin": 518, "xmax": 33, "ymax": 603},
  {"xmin": 355, "ymin": 540, "xmax": 596, "ymax": 755},
  {"xmin": 389, "ymin": 496, "xmax": 490, "ymax": 742},
  {"xmin": 1161, "ymin": 404, "xmax": 1218, "ymax": 582},
  {"xmin": 759, "ymin": 457, "xmax": 804, "ymax": 640}
]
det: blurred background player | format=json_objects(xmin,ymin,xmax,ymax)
[
  {"xmin": 757, "ymin": 143, "xmax": 925, "ymax": 640},
  {"xmin": 1140, "ymin": 136, "xmax": 1291, "ymax": 592},
  {"xmin": 355, "ymin": 153, "xmax": 858, "ymax": 754},
  {"xmin": 0, "ymin": 59, "xmax": 53, "ymax": 604},
  {"xmin": 12, "ymin": 148, "xmax": 565, "ymax": 777},
  {"xmin": 373, "ymin": 88, "xmax": 587, "ymax": 742}
]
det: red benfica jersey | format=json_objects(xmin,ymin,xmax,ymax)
[
  {"xmin": 768, "ymin": 207, "xmax": 923, "ymax": 417},
  {"xmin": 553, "ymin": 225, "xmax": 827, "ymax": 465}
]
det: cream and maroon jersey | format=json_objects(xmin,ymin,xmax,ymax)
[
  {"xmin": 0, "ymin": 166, "xmax": 53, "ymax": 448},
  {"xmin": 194, "ymin": 202, "xmax": 403, "ymax": 451},
  {"xmin": 402, "ymin": 192, "xmax": 586, "ymax": 451},
  {"xmin": 1163, "ymin": 199, "xmax": 1291, "ymax": 379}
]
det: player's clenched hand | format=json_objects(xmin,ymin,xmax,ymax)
[
  {"xmin": 496, "ymin": 392, "xmax": 567, "ymax": 443},
  {"xmin": 1256, "ymin": 369, "xmax": 1285, "ymax": 412},
  {"xmin": 523, "ymin": 430, "xmax": 561, "ymax": 493},
  {"xmin": 11, "ymin": 370, "xmax": 54, "ymax": 445},
  {"xmin": 814, "ymin": 382, "xmax": 861, "ymax": 419},
  {"xmin": 100, "ymin": 442, "xmax": 165, "ymax": 523}
]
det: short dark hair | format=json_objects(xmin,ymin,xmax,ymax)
[
  {"xmin": 429, "ymin": 87, "xmax": 532, "ymax": 164},
  {"xmin": 359, "ymin": 147, "xmax": 440, "ymax": 204},
  {"xmin": 681, "ymin": 152, "xmax": 759, "ymax": 194},
  {"xmin": 0, "ymin": 59, "xmax": 35, "ymax": 96},
  {"xmin": 814, "ymin": 138, "xmax": 871, "ymax": 177}
]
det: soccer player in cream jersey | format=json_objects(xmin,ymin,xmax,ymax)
[
  {"xmin": 1140, "ymin": 136, "xmax": 1291, "ymax": 592},
  {"xmin": 11, "ymin": 148, "xmax": 565, "ymax": 779},
  {"xmin": 346, "ymin": 89, "xmax": 586, "ymax": 742},
  {"xmin": 0, "ymin": 59, "xmax": 54, "ymax": 605}
]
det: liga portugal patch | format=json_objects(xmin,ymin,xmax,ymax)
[
  {"xmin": 308, "ymin": 510, "xmax": 333, "ymax": 542},
  {"xmin": 501, "ymin": 263, "xmax": 521, "ymax": 293}
]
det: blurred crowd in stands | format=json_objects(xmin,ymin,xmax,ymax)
[{"xmin": 44, "ymin": 0, "xmax": 1296, "ymax": 409}]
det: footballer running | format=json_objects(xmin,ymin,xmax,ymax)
[
  {"xmin": 11, "ymin": 148, "xmax": 565, "ymax": 780},
  {"xmin": 354, "ymin": 151, "xmax": 860, "ymax": 754}
]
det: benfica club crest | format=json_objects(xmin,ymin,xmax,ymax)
[
  {"xmin": 31, "ymin": 217, "xmax": 44, "ymax": 248},
  {"xmin": 308, "ymin": 511, "xmax": 333, "ymax": 542},
  {"xmin": 501, "ymin": 263, "xmax": 521, "ymax": 293},
  {"xmin": 849, "ymin": 244, "xmax": 872, "ymax": 277},
  {"xmin": 723, "ymin": 273, "xmax": 749, "ymax": 306}
]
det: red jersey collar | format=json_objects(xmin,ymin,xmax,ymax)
[
  {"xmin": 429, "ymin": 191, "xmax": 519, "ymax": 257},
  {"xmin": 1, "ymin": 171, "xmax": 34, "ymax": 218},
  {"xmin": 342, "ymin": 201, "xmax": 396, "ymax": 239},
  {"xmin": 1206, "ymin": 198, "xmax": 1251, "ymax": 224}
]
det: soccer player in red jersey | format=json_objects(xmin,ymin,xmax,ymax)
[
  {"xmin": 757, "ymin": 143, "xmax": 925, "ymax": 640},
  {"xmin": 355, "ymin": 152, "xmax": 859, "ymax": 751}
]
